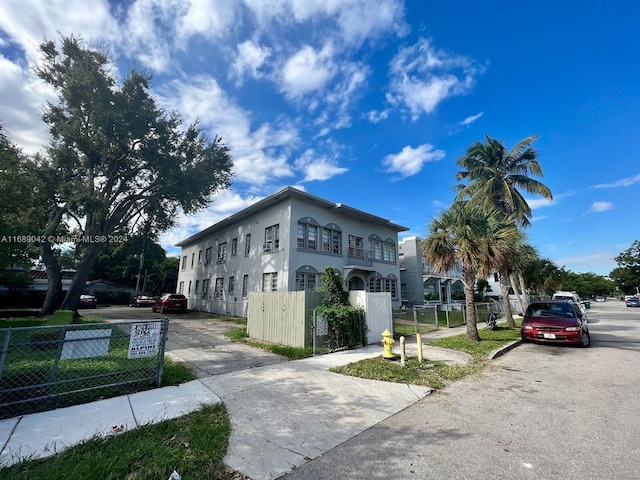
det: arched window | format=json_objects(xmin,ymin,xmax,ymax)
[
  {"xmin": 297, "ymin": 217, "xmax": 320, "ymax": 250},
  {"xmin": 322, "ymin": 223, "xmax": 342, "ymax": 254},
  {"xmin": 295, "ymin": 265, "xmax": 320, "ymax": 291}
]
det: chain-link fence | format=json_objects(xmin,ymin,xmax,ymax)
[
  {"xmin": 393, "ymin": 302, "xmax": 503, "ymax": 336},
  {"xmin": 0, "ymin": 319, "xmax": 168, "ymax": 419}
]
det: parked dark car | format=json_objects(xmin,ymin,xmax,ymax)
[
  {"xmin": 130, "ymin": 295, "xmax": 156, "ymax": 307},
  {"xmin": 521, "ymin": 300, "xmax": 590, "ymax": 347},
  {"xmin": 152, "ymin": 293, "xmax": 187, "ymax": 313},
  {"xmin": 626, "ymin": 297, "xmax": 640, "ymax": 307},
  {"xmin": 78, "ymin": 294, "xmax": 97, "ymax": 309}
]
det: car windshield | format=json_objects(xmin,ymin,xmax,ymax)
[{"xmin": 526, "ymin": 303, "xmax": 575, "ymax": 318}]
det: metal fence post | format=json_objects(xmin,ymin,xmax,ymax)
[
  {"xmin": 412, "ymin": 307, "xmax": 418, "ymax": 333},
  {"xmin": 156, "ymin": 317, "xmax": 169, "ymax": 387},
  {"xmin": 0, "ymin": 328, "xmax": 11, "ymax": 383}
]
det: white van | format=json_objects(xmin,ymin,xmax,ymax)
[{"xmin": 552, "ymin": 291, "xmax": 588, "ymax": 320}]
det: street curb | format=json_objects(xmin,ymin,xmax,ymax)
[{"xmin": 488, "ymin": 339, "xmax": 523, "ymax": 360}]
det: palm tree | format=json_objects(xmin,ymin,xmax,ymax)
[
  {"xmin": 454, "ymin": 134, "xmax": 553, "ymax": 228},
  {"xmin": 422, "ymin": 202, "xmax": 520, "ymax": 342},
  {"xmin": 454, "ymin": 134, "xmax": 553, "ymax": 325}
]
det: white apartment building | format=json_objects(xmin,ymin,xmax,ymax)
[
  {"xmin": 398, "ymin": 236, "xmax": 464, "ymax": 306},
  {"xmin": 175, "ymin": 187, "xmax": 408, "ymax": 316}
]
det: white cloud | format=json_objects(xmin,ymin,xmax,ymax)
[
  {"xmin": 459, "ymin": 111, "xmax": 484, "ymax": 126},
  {"xmin": 281, "ymin": 44, "xmax": 337, "ymax": 98},
  {"xmin": 243, "ymin": 0, "xmax": 407, "ymax": 47},
  {"xmin": 0, "ymin": 54, "xmax": 54, "ymax": 153},
  {"xmin": 159, "ymin": 189, "xmax": 264, "ymax": 253},
  {"xmin": 592, "ymin": 174, "xmax": 640, "ymax": 189},
  {"xmin": 366, "ymin": 109, "xmax": 390, "ymax": 123},
  {"xmin": 382, "ymin": 144, "xmax": 445, "ymax": 179},
  {"xmin": 157, "ymin": 75, "xmax": 298, "ymax": 185},
  {"xmin": 230, "ymin": 40, "xmax": 272, "ymax": 83},
  {"xmin": 176, "ymin": 0, "xmax": 239, "ymax": 44},
  {"xmin": 294, "ymin": 149, "xmax": 348, "ymax": 182},
  {"xmin": 387, "ymin": 38, "xmax": 484, "ymax": 120},
  {"xmin": 553, "ymin": 251, "xmax": 617, "ymax": 275},
  {"xmin": 588, "ymin": 201, "xmax": 614, "ymax": 213}
]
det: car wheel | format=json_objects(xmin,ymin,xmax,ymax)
[
  {"xmin": 580, "ymin": 330, "xmax": 590, "ymax": 348},
  {"xmin": 159, "ymin": 306, "xmax": 164, "ymax": 314}
]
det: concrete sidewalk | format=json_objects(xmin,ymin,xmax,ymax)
[{"xmin": 0, "ymin": 323, "xmax": 515, "ymax": 479}]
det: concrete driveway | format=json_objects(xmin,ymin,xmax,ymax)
[{"xmin": 87, "ymin": 305, "xmax": 288, "ymax": 377}]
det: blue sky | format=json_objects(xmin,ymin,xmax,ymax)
[{"xmin": 1, "ymin": 0, "xmax": 638, "ymax": 276}]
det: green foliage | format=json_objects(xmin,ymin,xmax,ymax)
[
  {"xmin": 315, "ymin": 266, "xmax": 367, "ymax": 349},
  {"xmin": 0, "ymin": 127, "xmax": 47, "ymax": 271},
  {"xmin": 1, "ymin": 403, "xmax": 231, "ymax": 480},
  {"xmin": 32, "ymin": 35, "xmax": 234, "ymax": 313},
  {"xmin": 611, "ymin": 240, "xmax": 640, "ymax": 294},
  {"xmin": 558, "ymin": 271, "xmax": 616, "ymax": 298}
]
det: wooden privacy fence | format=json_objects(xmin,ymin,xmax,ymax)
[
  {"xmin": 247, "ymin": 291, "xmax": 323, "ymax": 348},
  {"xmin": 247, "ymin": 291, "xmax": 394, "ymax": 348}
]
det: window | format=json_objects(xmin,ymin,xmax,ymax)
[
  {"xmin": 383, "ymin": 239, "xmax": 396, "ymax": 262},
  {"xmin": 264, "ymin": 224, "xmax": 280, "ymax": 252},
  {"xmin": 217, "ymin": 242, "xmax": 227, "ymax": 263},
  {"xmin": 197, "ymin": 250, "xmax": 202, "ymax": 264},
  {"xmin": 231, "ymin": 238, "xmax": 238, "ymax": 256},
  {"xmin": 297, "ymin": 218, "xmax": 319, "ymax": 250},
  {"xmin": 262, "ymin": 272, "xmax": 278, "ymax": 291},
  {"xmin": 295, "ymin": 266, "xmax": 319, "ymax": 291},
  {"xmin": 205, "ymin": 247, "xmax": 212, "ymax": 265},
  {"xmin": 348, "ymin": 235, "xmax": 364, "ymax": 258},
  {"xmin": 245, "ymin": 234, "xmax": 251, "ymax": 256},
  {"xmin": 322, "ymin": 225, "xmax": 342, "ymax": 254},
  {"xmin": 202, "ymin": 279, "xmax": 210, "ymax": 298},
  {"xmin": 369, "ymin": 236, "xmax": 382, "ymax": 261},
  {"xmin": 181, "ymin": 256, "xmax": 187, "ymax": 270},
  {"xmin": 178, "ymin": 281, "xmax": 184, "ymax": 294},
  {"xmin": 194, "ymin": 280, "xmax": 199, "ymax": 295},
  {"xmin": 369, "ymin": 236, "xmax": 396, "ymax": 263},
  {"xmin": 228, "ymin": 276, "xmax": 235, "ymax": 295},
  {"xmin": 242, "ymin": 275, "xmax": 249, "ymax": 297},
  {"xmin": 214, "ymin": 278, "xmax": 224, "ymax": 298},
  {"xmin": 368, "ymin": 274, "xmax": 397, "ymax": 298},
  {"xmin": 191, "ymin": 253, "xmax": 195, "ymax": 268},
  {"xmin": 188, "ymin": 281, "xmax": 192, "ymax": 295}
]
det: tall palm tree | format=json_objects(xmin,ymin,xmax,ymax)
[
  {"xmin": 454, "ymin": 134, "xmax": 553, "ymax": 228},
  {"xmin": 422, "ymin": 202, "xmax": 520, "ymax": 342},
  {"xmin": 454, "ymin": 134, "xmax": 553, "ymax": 325}
]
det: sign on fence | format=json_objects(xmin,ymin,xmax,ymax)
[
  {"xmin": 61, "ymin": 329, "xmax": 112, "ymax": 360},
  {"xmin": 128, "ymin": 322, "xmax": 161, "ymax": 359}
]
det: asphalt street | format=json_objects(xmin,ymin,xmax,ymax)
[{"xmin": 279, "ymin": 299, "xmax": 640, "ymax": 480}]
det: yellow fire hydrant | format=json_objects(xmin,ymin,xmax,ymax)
[{"xmin": 381, "ymin": 329, "xmax": 395, "ymax": 359}]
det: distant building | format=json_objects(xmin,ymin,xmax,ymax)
[
  {"xmin": 398, "ymin": 236, "xmax": 464, "ymax": 306},
  {"xmin": 175, "ymin": 187, "xmax": 408, "ymax": 316}
]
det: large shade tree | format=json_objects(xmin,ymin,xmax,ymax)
[
  {"xmin": 35, "ymin": 36, "xmax": 233, "ymax": 315},
  {"xmin": 454, "ymin": 134, "xmax": 553, "ymax": 326},
  {"xmin": 0, "ymin": 126, "xmax": 50, "ymax": 287},
  {"xmin": 422, "ymin": 202, "xmax": 520, "ymax": 342}
]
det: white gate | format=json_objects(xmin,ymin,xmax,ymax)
[{"xmin": 349, "ymin": 291, "xmax": 393, "ymax": 344}]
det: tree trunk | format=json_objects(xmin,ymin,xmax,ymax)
[
  {"xmin": 517, "ymin": 272, "xmax": 529, "ymax": 311},
  {"xmin": 38, "ymin": 240, "xmax": 63, "ymax": 316},
  {"xmin": 510, "ymin": 272, "xmax": 526, "ymax": 315},
  {"xmin": 463, "ymin": 269, "xmax": 480, "ymax": 342},
  {"xmin": 61, "ymin": 241, "xmax": 105, "ymax": 315},
  {"xmin": 499, "ymin": 271, "xmax": 515, "ymax": 328},
  {"xmin": 38, "ymin": 206, "xmax": 66, "ymax": 316}
]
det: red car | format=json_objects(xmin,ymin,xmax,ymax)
[
  {"xmin": 152, "ymin": 293, "xmax": 187, "ymax": 314},
  {"xmin": 521, "ymin": 300, "xmax": 590, "ymax": 347}
]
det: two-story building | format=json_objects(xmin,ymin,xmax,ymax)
[
  {"xmin": 175, "ymin": 187, "xmax": 408, "ymax": 316},
  {"xmin": 398, "ymin": 236, "xmax": 464, "ymax": 306}
]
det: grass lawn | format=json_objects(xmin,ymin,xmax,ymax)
[
  {"xmin": 331, "ymin": 323, "xmax": 522, "ymax": 390},
  {"xmin": 224, "ymin": 325, "xmax": 314, "ymax": 360},
  {"xmin": 1, "ymin": 315, "xmax": 521, "ymax": 479}
]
